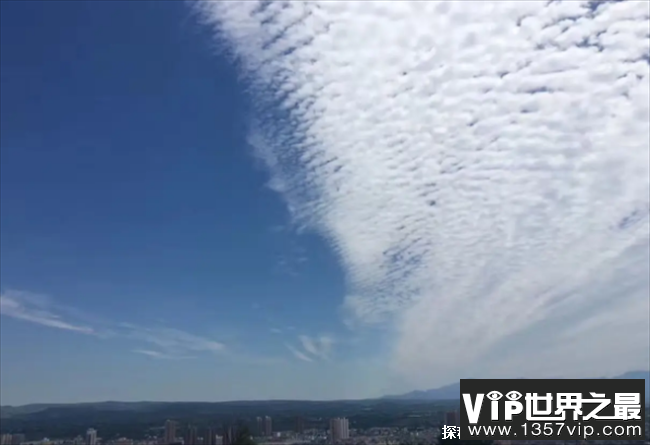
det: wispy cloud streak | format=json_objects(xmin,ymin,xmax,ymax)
[
  {"xmin": 0, "ymin": 290, "xmax": 229, "ymax": 361},
  {"xmin": 0, "ymin": 291, "xmax": 95, "ymax": 335},
  {"xmin": 285, "ymin": 343, "xmax": 314, "ymax": 362},
  {"xmin": 121, "ymin": 323, "xmax": 226, "ymax": 357},
  {"xmin": 133, "ymin": 349, "xmax": 193, "ymax": 360},
  {"xmin": 285, "ymin": 334, "xmax": 334, "ymax": 362},
  {"xmin": 298, "ymin": 335, "xmax": 333, "ymax": 360}
]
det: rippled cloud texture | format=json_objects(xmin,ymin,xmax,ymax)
[{"xmin": 199, "ymin": 1, "xmax": 650, "ymax": 388}]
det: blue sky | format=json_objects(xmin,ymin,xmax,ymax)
[
  {"xmin": 1, "ymin": 1, "xmax": 649, "ymax": 406},
  {"xmin": 0, "ymin": 0, "xmax": 388, "ymax": 405}
]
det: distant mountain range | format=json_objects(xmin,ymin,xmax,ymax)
[
  {"xmin": 1, "ymin": 371, "xmax": 647, "ymax": 419},
  {"xmin": 383, "ymin": 370, "xmax": 650, "ymax": 400},
  {"xmin": 0, "ymin": 401, "xmax": 164, "ymax": 419}
]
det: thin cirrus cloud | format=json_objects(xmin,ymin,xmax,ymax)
[
  {"xmin": 286, "ymin": 335, "xmax": 334, "ymax": 362},
  {"xmin": 286, "ymin": 344, "xmax": 314, "ymax": 363},
  {"xmin": 0, "ymin": 290, "xmax": 95, "ymax": 335},
  {"xmin": 199, "ymin": 0, "xmax": 650, "ymax": 387},
  {"xmin": 132, "ymin": 349, "xmax": 194, "ymax": 360},
  {"xmin": 120, "ymin": 323, "xmax": 226, "ymax": 359},
  {"xmin": 0, "ymin": 290, "xmax": 227, "ymax": 361}
]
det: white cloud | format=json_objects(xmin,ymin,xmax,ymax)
[
  {"xmin": 299, "ymin": 335, "xmax": 318, "ymax": 356},
  {"xmin": 0, "ymin": 290, "xmax": 95, "ymax": 335},
  {"xmin": 200, "ymin": 0, "xmax": 650, "ymax": 387},
  {"xmin": 285, "ymin": 343, "xmax": 314, "ymax": 362},
  {"xmin": 285, "ymin": 334, "xmax": 335, "ymax": 362},
  {"xmin": 298, "ymin": 334, "xmax": 334, "ymax": 360},
  {"xmin": 121, "ymin": 323, "xmax": 226, "ymax": 356},
  {"xmin": 1, "ymin": 290, "xmax": 236, "ymax": 363},
  {"xmin": 133, "ymin": 349, "xmax": 192, "ymax": 360}
]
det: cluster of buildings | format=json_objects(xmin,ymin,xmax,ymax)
[
  {"xmin": 162, "ymin": 418, "xmax": 268, "ymax": 444},
  {"xmin": 255, "ymin": 417, "xmax": 273, "ymax": 438},
  {"xmin": 1, "ymin": 434, "xmax": 26, "ymax": 445},
  {"xmin": 444, "ymin": 411, "xmax": 459, "ymax": 427},
  {"xmin": 1, "ymin": 430, "xmax": 100, "ymax": 445},
  {"xmin": 0, "ymin": 412, "xmax": 448, "ymax": 445},
  {"xmin": 12, "ymin": 407, "xmax": 647, "ymax": 445},
  {"xmin": 6, "ymin": 418, "xmax": 649, "ymax": 445},
  {"xmin": 162, "ymin": 420, "xmax": 226, "ymax": 445},
  {"xmin": 159, "ymin": 416, "xmax": 351, "ymax": 444}
]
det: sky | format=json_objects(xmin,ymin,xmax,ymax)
[{"xmin": 0, "ymin": 0, "xmax": 648, "ymax": 406}]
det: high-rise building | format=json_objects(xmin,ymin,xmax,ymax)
[
  {"xmin": 329, "ymin": 418, "xmax": 349, "ymax": 443},
  {"xmin": 205, "ymin": 428, "xmax": 215, "ymax": 445},
  {"xmin": 164, "ymin": 420, "xmax": 177, "ymax": 445},
  {"xmin": 221, "ymin": 426, "xmax": 233, "ymax": 445},
  {"xmin": 445, "ymin": 411, "xmax": 459, "ymax": 427},
  {"xmin": 185, "ymin": 426, "xmax": 197, "ymax": 445},
  {"xmin": 86, "ymin": 429, "xmax": 97, "ymax": 445},
  {"xmin": 263, "ymin": 416, "xmax": 272, "ymax": 437},
  {"xmin": 294, "ymin": 416, "xmax": 305, "ymax": 434},
  {"xmin": 255, "ymin": 417, "xmax": 263, "ymax": 437},
  {"xmin": 1, "ymin": 434, "xmax": 13, "ymax": 445},
  {"xmin": 10, "ymin": 435, "xmax": 25, "ymax": 445}
]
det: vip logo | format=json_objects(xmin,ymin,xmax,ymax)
[
  {"xmin": 463, "ymin": 390, "xmax": 524, "ymax": 424},
  {"xmin": 463, "ymin": 390, "xmax": 642, "ymax": 424},
  {"xmin": 459, "ymin": 379, "xmax": 646, "ymax": 441}
]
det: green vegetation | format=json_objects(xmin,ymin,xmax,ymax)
[{"xmin": 232, "ymin": 425, "xmax": 256, "ymax": 445}]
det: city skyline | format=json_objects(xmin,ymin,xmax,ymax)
[
  {"xmin": 2, "ymin": 399, "xmax": 649, "ymax": 445},
  {"xmin": 1, "ymin": 0, "xmax": 649, "ymax": 406}
]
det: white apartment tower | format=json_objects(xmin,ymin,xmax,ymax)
[
  {"xmin": 329, "ymin": 418, "xmax": 349, "ymax": 443},
  {"xmin": 164, "ymin": 420, "xmax": 177, "ymax": 444},
  {"xmin": 263, "ymin": 416, "xmax": 272, "ymax": 437},
  {"xmin": 86, "ymin": 429, "xmax": 98, "ymax": 445}
]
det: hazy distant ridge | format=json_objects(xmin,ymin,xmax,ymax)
[
  {"xmin": 1, "ymin": 371, "xmax": 647, "ymax": 419},
  {"xmin": 383, "ymin": 370, "xmax": 650, "ymax": 400}
]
